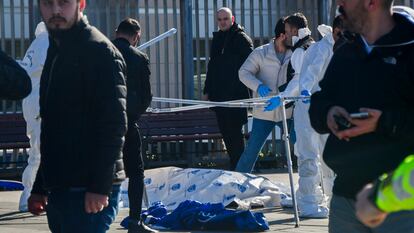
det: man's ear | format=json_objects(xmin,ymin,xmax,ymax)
[
  {"xmin": 231, "ymin": 15, "xmax": 235, "ymax": 24},
  {"xmin": 80, "ymin": 0, "xmax": 86, "ymax": 11},
  {"xmin": 366, "ymin": 0, "xmax": 378, "ymax": 11}
]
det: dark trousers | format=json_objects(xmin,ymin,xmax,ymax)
[
  {"xmin": 123, "ymin": 123, "xmax": 145, "ymax": 220},
  {"xmin": 46, "ymin": 185, "xmax": 120, "ymax": 233},
  {"xmin": 215, "ymin": 109, "xmax": 246, "ymax": 170}
]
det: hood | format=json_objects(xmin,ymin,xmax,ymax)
[
  {"xmin": 35, "ymin": 22, "xmax": 48, "ymax": 37},
  {"xmin": 292, "ymin": 27, "xmax": 312, "ymax": 46},
  {"xmin": 317, "ymin": 24, "xmax": 333, "ymax": 38},
  {"xmin": 371, "ymin": 12, "xmax": 414, "ymax": 48},
  {"xmin": 393, "ymin": 5, "xmax": 414, "ymax": 20}
]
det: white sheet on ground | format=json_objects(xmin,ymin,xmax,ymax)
[{"xmin": 120, "ymin": 167, "xmax": 291, "ymax": 211}]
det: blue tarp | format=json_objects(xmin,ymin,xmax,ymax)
[
  {"xmin": 121, "ymin": 200, "xmax": 269, "ymax": 232},
  {"xmin": 0, "ymin": 180, "xmax": 24, "ymax": 191}
]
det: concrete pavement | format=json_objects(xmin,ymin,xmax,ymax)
[{"xmin": 0, "ymin": 170, "xmax": 328, "ymax": 233}]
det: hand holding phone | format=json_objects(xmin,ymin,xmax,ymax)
[{"xmin": 350, "ymin": 112, "xmax": 370, "ymax": 119}]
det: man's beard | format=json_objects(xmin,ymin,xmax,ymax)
[
  {"xmin": 338, "ymin": 5, "xmax": 365, "ymax": 34},
  {"xmin": 46, "ymin": 10, "xmax": 79, "ymax": 40}
]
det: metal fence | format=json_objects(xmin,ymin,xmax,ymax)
[
  {"xmin": 1, "ymin": 0, "xmax": 414, "ymax": 170},
  {"xmin": 2, "ymin": 0, "xmax": 414, "ymax": 108}
]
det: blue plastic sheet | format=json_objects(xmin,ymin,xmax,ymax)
[
  {"xmin": 0, "ymin": 180, "xmax": 24, "ymax": 191},
  {"xmin": 121, "ymin": 200, "xmax": 269, "ymax": 232}
]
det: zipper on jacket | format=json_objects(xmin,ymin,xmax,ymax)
[{"xmin": 45, "ymin": 55, "xmax": 58, "ymax": 104}]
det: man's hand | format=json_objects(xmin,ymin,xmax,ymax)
[
  {"xmin": 84, "ymin": 192, "xmax": 109, "ymax": 214},
  {"xmin": 327, "ymin": 106, "xmax": 352, "ymax": 140},
  {"xmin": 300, "ymin": 90, "xmax": 311, "ymax": 104},
  {"xmin": 202, "ymin": 94, "xmax": 209, "ymax": 101},
  {"xmin": 336, "ymin": 108, "xmax": 382, "ymax": 140},
  {"xmin": 356, "ymin": 184, "xmax": 388, "ymax": 228},
  {"xmin": 264, "ymin": 96, "xmax": 282, "ymax": 111},
  {"xmin": 257, "ymin": 84, "xmax": 272, "ymax": 97},
  {"xmin": 28, "ymin": 194, "xmax": 48, "ymax": 215}
]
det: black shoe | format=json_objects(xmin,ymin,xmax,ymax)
[{"xmin": 127, "ymin": 219, "xmax": 158, "ymax": 233}]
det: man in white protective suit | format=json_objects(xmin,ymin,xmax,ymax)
[
  {"xmin": 18, "ymin": 22, "xmax": 49, "ymax": 212},
  {"xmin": 295, "ymin": 16, "xmax": 344, "ymax": 218},
  {"xmin": 265, "ymin": 12, "xmax": 335, "ymax": 218}
]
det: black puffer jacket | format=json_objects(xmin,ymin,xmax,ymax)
[
  {"xmin": 0, "ymin": 49, "xmax": 31, "ymax": 100},
  {"xmin": 112, "ymin": 38, "xmax": 152, "ymax": 122},
  {"xmin": 203, "ymin": 23, "xmax": 253, "ymax": 124},
  {"xmin": 32, "ymin": 17, "xmax": 127, "ymax": 196},
  {"xmin": 309, "ymin": 13, "xmax": 414, "ymax": 199},
  {"xmin": 203, "ymin": 23, "xmax": 253, "ymax": 102}
]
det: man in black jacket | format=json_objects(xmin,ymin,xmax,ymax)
[
  {"xmin": 0, "ymin": 49, "xmax": 31, "ymax": 100},
  {"xmin": 203, "ymin": 7, "xmax": 253, "ymax": 170},
  {"xmin": 28, "ymin": 1, "xmax": 127, "ymax": 232},
  {"xmin": 113, "ymin": 18, "xmax": 156, "ymax": 233},
  {"xmin": 309, "ymin": 0, "xmax": 414, "ymax": 232}
]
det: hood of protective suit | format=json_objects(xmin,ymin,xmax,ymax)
[
  {"xmin": 317, "ymin": 24, "xmax": 332, "ymax": 38},
  {"xmin": 35, "ymin": 22, "xmax": 47, "ymax": 37},
  {"xmin": 393, "ymin": 5, "xmax": 414, "ymax": 20},
  {"xmin": 292, "ymin": 27, "xmax": 312, "ymax": 46}
]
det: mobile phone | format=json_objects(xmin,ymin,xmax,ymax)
[
  {"xmin": 350, "ymin": 112, "xmax": 370, "ymax": 119},
  {"xmin": 334, "ymin": 115, "xmax": 352, "ymax": 130}
]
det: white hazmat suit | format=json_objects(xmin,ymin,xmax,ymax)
[
  {"xmin": 18, "ymin": 22, "xmax": 49, "ymax": 212},
  {"xmin": 294, "ymin": 25, "xmax": 336, "ymax": 218}
]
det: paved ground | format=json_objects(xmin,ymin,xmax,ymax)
[{"xmin": 0, "ymin": 170, "xmax": 328, "ymax": 233}]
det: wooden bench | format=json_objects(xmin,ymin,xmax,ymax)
[
  {"xmin": 137, "ymin": 108, "xmax": 231, "ymax": 169},
  {"xmin": 0, "ymin": 113, "xmax": 29, "ymax": 178}
]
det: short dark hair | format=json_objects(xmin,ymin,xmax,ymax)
[
  {"xmin": 274, "ymin": 17, "xmax": 285, "ymax": 38},
  {"xmin": 116, "ymin": 18, "xmax": 141, "ymax": 37},
  {"xmin": 285, "ymin": 13, "xmax": 308, "ymax": 30},
  {"xmin": 332, "ymin": 16, "xmax": 344, "ymax": 30}
]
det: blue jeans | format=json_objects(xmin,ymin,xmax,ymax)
[
  {"xmin": 235, "ymin": 118, "xmax": 295, "ymax": 173},
  {"xmin": 46, "ymin": 185, "xmax": 121, "ymax": 233}
]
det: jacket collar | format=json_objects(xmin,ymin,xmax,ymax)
[
  {"xmin": 356, "ymin": 12, "xmax": 414, "ymax": 50},
  {"xmin": 265, "ymin": 41, "xmax": 292, "ymax": 65},
  {"xmin": 49, "ymin": 16, "xmax": 88, "ymax": 49},
  {"xmin": 113, "ymin": 37, "xmax": 131, "ymax": 47},
  {"xmin": 213, "ymin": 22, "xmax": 243, "ymax": 36}
]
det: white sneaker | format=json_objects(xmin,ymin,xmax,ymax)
[
  {"xmin": 299, "ymin": 205, "xmax": 329, "ymax": 219},
  {"xmin": 281, "ymin": 197, "xmax": 293, "ymax": 208}
]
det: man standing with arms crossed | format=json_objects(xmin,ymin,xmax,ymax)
[
  {"xmin": 28, "ymin": 0, "xmax": 127, "ymax": 232},
  {"xmin": 309, "ymin": 0, "xmax": 414, "ymax": 232}
]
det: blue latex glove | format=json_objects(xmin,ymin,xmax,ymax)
[
  {"xmin": 300, "ymin": 90, "xmax": 311, "ymax": 104},
  {"xmin": 257, "ymin": 84, "xmax": 272, "ymax": 97},
  {"xmin": 264, "ymin": 96, "xmax": 281, "ymax": 111}
]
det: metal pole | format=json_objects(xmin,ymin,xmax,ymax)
[
  {"xmin": 180, "ymin": 0, "xmax": 195, "ymax": 99},
  {"xmin": 281, "ymin": 101, "xmax": 300, "ymax": 228},
  {"xmin": 318, "ymin": 0, "xmax": 332, "ymax": 26}
]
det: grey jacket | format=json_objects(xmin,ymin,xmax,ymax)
[{"xmin": 239, "ymin": 42, "xmax": 292, "ymax": 122}]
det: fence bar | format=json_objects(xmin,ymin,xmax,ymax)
[
  {"xmin": 11, "ymin": 0, "xmax": 16, "ymax": 58},
  {"xmin": 144, "ymin": 0, "xmax": 150, "ymax": 56},
  {"xmin": 20, "ymin": 0, "xmax": 25, "ymax": 58},
  {"xmin": 163, "ymin": 0, "xmax": 170, "ymax": 102},
  {"xmin": 180, "ymin": 0, "xmax": 194, "ymax": 99},
  {"xmin": 195, "ymin": 0, "xmax": 202, "ymax": 99},
  {"xmin": 249, "ymin": 0, "xmax": 254, "ymax": 40},
  {"xmin": 267, "ymin": 0, "xmax": 272, "ymax": 39},
  {"xmin": 154, "ymin": 0, "xmax": 161, "ymax": 104},
  {"xmin": 259, "ymin": 0, "xmax": 264, "ymax": 45},
  {"xmin": 240, "ymin": 0, "xmax": 245, "ymax": 27},
  {"xmin": 204, "ymin": 0, "xmax": 210, "ymax": 74},
  {"xmin": 173, "ymin": 0, "xmax": 180, "ymax": 99}
]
